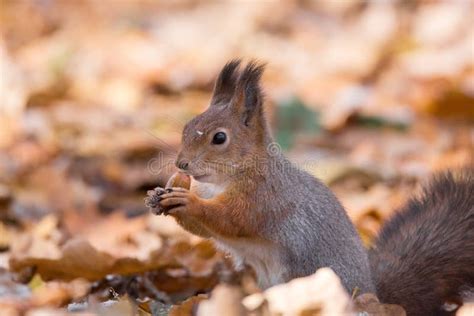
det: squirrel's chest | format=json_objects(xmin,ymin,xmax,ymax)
[
  {"xmin": 190, "ymin": 179, "xmax": 286, "ymax": 288},
  {"xmin": 190, "ymin": 180, "xmax": 227, "ymax": 199}
]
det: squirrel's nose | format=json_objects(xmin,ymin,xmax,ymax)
[{"xmin": 176, "ymin": 159, "xmax": 189, "ymax": 170}]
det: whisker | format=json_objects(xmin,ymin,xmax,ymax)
[
  {"xmin": 156, "ymin": 114, "xmax": 188, "ymax": 132},
  {"xmin": 159, "ymin": 160, "xmax": 177, "ymax": 172},
  {"xmin": 142, "ymin": 128, "xmax": 178, "ymax": 155},
  {"xmin": 152, "ymin": 145, "xmax": 178, "ymax": 158},
  {"xmin": 147, "ymin": 159, "xmax": 177, "ymax": 177}
]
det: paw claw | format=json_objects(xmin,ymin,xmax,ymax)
[{"xmin": 145, "ymin": 186, "xmax": 166, "ymax": 209}]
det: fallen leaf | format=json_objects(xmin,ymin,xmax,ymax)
[
  {"xmin": 353, "ymin": 293, "xmax": 406, "ymax": 316},
  {"xmin": 198, "ymin": 285, "xmax": 245, "ymax": 316},
  {"xmin": 243, "ymin": 268, "xmax": 352, "ymax": 316}
]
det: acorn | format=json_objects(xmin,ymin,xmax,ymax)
[
  {"xmin": 146, "ymin": 172, "xmax": 191, "ymax": 215},
  {"xmin": 165, "ymin": 171, "xmax": 191, "ymax": 190}
]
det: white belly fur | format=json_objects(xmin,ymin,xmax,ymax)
[
  {"xmin": 190, "ymin": 179, "xmax": 227, "ymax": 199},
  {"xmin": 191, "ymin": 178, "xmax": 286, "ymax": 289},
  {"xmin": 213, "ymin": 237, "xmax": 287, "ymax": 289}
]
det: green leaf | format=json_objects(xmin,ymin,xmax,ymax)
[{"xmin": 274, "ymin": 96, "xmax": 321, "ymax": 150}]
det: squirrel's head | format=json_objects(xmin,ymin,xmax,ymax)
[{"xmin": 176, "ymin": 60, "xmax": 271, "ymax": 183}]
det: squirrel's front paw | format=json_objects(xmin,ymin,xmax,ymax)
[
  {"xmin": 158, "ymin": 187, "xmax": 199, "ymax": 216},
  {"xmin": 145, "ymin": 187, "xmax": 166, "ymax": 215}
]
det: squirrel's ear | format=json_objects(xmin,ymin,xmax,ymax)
[
  {"xmin": 210, "ymin": 59, "xmax": 241, "ymax": 106},
  {"xmin": 232, "ymin": 61, "xmax": 265, "ymax": 126}
]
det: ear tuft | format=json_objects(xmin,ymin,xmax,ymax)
[
  {"xmin": 210, "ymin": 59, "xmax": 242, "ymax": 105},
  {"xmin": 235, "ymin": 60, "xmax": 266, "ymax": 126}
]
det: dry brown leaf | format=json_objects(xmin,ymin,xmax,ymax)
[
  {"xmin": 0, "ymin": 270, "xmax": 89, "ymax": 313},
  {"xmin": 243, "ymin": 268, "xmax": 352, "ymax": 316},
  {"xmin": 9, "ymin": 213, "xmax": 222, "ymax": 283},
  {"xmin": 26, "ymin": 308, "xmax": 95, "ymax": 316},
  {"xmin": 10, "ymin": 237, "xmax": 173, "ymax": 281},
  {"xmin": 341, "ymin": 184, "xmax": 392, "ymax": 223},
  {"xmin": 353, "ymin": 293, "xmax": 406, "ymax": 316},
  {"xmin": 30, "ymin": 279, "xmax": 89, "ymax": 307},
  {"xmin": 169, "ymin": 294, "xmax": 208, "ymax": 316},
  {"xmin": 456, "ymin": 303, "xmax": 474, "ymax": 316},
  {"xmin": 198, "ymin": 285, "xmax": 245, "ymax": 316}
]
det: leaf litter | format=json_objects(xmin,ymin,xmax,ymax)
[{"xmin": 0, "ymin": 1, "xmax": 472, "ymax": 315}]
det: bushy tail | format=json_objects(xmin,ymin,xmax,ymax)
[{"xmin": 369, "ymin": 168, "xmax": 474, "ymax": 315}]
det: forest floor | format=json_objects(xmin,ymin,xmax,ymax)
[{"xmin": 1, "ymin": 1, "xmax": 473, "ymax": 315}]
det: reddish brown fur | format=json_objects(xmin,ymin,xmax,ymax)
[{"xmin": 161, "ymin": 60, "xmax": 273, "ymax": 239}]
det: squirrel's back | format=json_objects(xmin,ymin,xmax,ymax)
[{"xmin": 369, "ymin": 168, "xmax": 474, "ymax": 315}]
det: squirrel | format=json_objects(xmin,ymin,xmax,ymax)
[{"xmin": 145, "ymin": 60, "xmax": 474, "ymax": 315}]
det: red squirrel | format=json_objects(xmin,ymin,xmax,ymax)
[{"xmin": 145, "ymin": 60, "xmax": 474, "ymax": 315}]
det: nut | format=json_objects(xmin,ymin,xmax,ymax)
[{"xmin": 166, "ymin": 172, "xmax": 191, "ymax": 190}]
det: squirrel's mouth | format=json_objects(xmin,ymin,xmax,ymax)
[{"xmin": 192, "ymin": 174, "xmax": 210, "ymax": 182}]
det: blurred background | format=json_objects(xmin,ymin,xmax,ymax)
[{"xmin": 0, "ymin": 0, "xmax": 473, "ymax": 314}]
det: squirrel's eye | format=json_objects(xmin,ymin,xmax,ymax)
[{"xmin": 212, "ymin": 132, "xmax": 227, "ymax": 145}]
